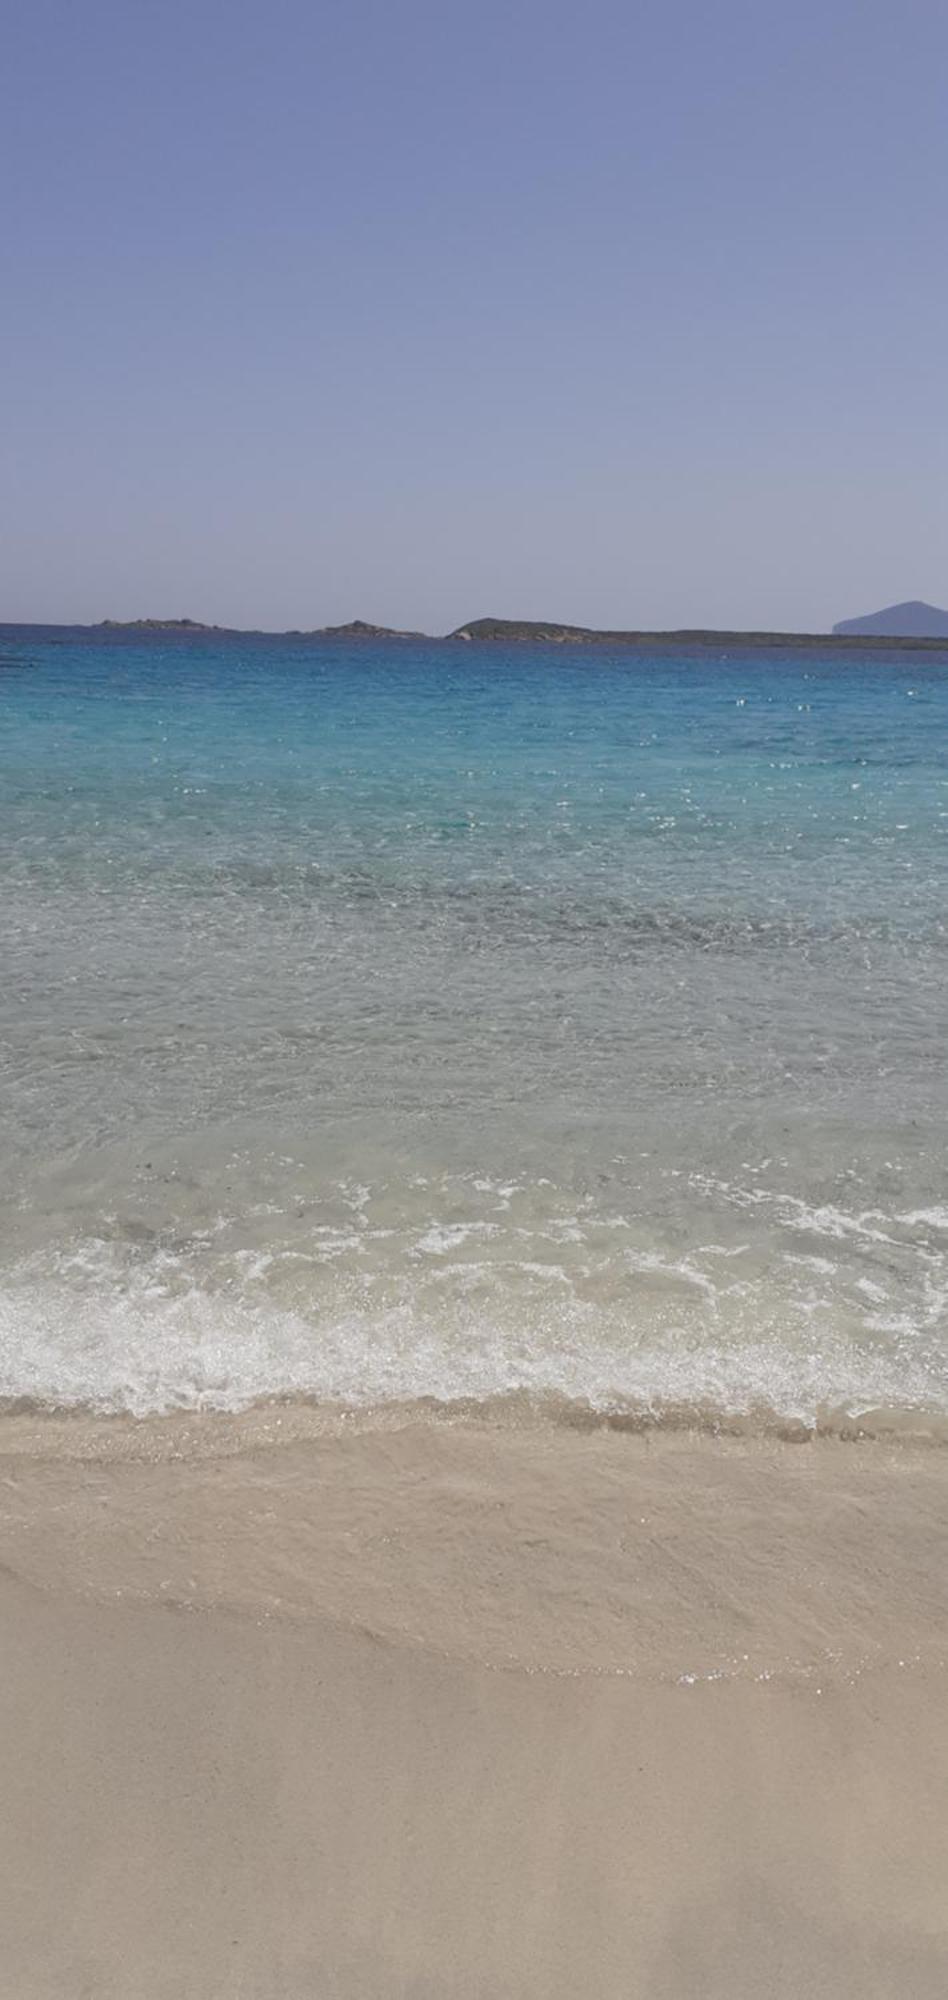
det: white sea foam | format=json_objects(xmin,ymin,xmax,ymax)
[{"xmin": 1, "ymin": 1227, "xmax": 945, "ymax": 1425}]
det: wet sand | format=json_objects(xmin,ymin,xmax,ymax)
[{"xmin": 1, "ymin": 1414, "xmax": 947, "ymax": 1996}]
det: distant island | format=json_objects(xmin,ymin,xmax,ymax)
[
  {"xmin": 83, "ymin": 611, "xmax": 948, "ymax": 650},
  {"xmin": 447, "ymin": 617, "xmax": 948, "ymax": 650},
  {"xmin": 832, "ymin": 600, "xmax": 948, "ymax": 639},
  {"xmin": 289, "ymin": 618, "xmax": 427, "ymax": 639},
  {"xmin": 95, "ymin": 616, "xmax": 424, "ymax": 639},
  {"xmin": 449, "ymin": 618, "xmax": 855, "ymax": 647},
  {"xmin": 96, "ymin": 617, "xmax": 222, "ymax": 632}
]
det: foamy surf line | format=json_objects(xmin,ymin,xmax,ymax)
[
  {"xmin": 2, "ymin": 1269, "xmax": 947, "ymax": 1435},
  {"xmin": 3, "ymin": 1166, "xmax": 947, "ymax": 1431}
]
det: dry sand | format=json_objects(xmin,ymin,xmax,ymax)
[{"xmin": 1, "ymin": 1410, "xmax": 947, "ymax": 1997}]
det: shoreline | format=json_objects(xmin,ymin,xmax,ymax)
[
  {"xmin": 3, "ymin": 1413, "xmax": 948, "ymax": 1674},
  {"xmin": 4, "ymin": 1386, "xmax": 948, "ymax": 1447},
  {"xmin": 3, "ymin": 1419, "xmax": 948, "ymax": 1997}
]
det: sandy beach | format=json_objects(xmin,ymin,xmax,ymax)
[
  {"xmin": 1, "ymin": 1413, "xmax": 947, "ymax": 1998},
  {"xmin": 6, "ymin": 0, "xmax": 948, "ymax": 1983}
]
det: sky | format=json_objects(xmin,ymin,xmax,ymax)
[{"xmin": 3, "ymin": 0, "xmax": 947, "ymax": 633}]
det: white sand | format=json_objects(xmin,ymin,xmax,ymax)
[{"xmin": 1, "ymin": 1413, "xmax": 947, "ymax": 1997}]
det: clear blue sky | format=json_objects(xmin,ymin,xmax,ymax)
[{"xmin": 3, "ymin": 0, "xmax": 947, "ymax": 631}]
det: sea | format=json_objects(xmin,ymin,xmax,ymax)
[{"xmin": 1, "ymin": 625, "xmax": 946, "ymax": 1429}]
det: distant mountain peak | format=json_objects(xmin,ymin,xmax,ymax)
[{"xmin": 833, "ymin": 600, "xmax": 948, "ymax": 638}]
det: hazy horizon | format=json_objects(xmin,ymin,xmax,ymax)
[
  {"xmin": 4, "ymin": 0, "xmax": 947, "ymax": 632},
  {"xmin": 5, "ymin": 599, "xmax": 948, "ymax": 638}
]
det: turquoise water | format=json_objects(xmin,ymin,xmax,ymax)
[{"xmin": 2, "ymin": 625, "xmax": 946, "ymax": 1422}]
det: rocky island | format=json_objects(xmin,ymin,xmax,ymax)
[
  {"xmin": 83, "ymin": 612, "xmax": 948, "ymax": 649},
  {"xmin": 304, "ymin": 619, "xmax": 426, "ymax": 639},
  {"xmin": 449, "ymin": 616, "xmax": 948, "ymax": 649},
  {"xmin": 96, "ymin": 617, "xmax": 220, "ymax": 632}
]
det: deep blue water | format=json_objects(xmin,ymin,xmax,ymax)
[{"xmin": 1, "ymin": 626, "xmax": 946, "ymax": 1421}]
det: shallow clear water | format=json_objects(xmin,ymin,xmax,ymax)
[{"xmin": 1, "ymin": 625, "xmax": 946, "ymax": 1422}]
